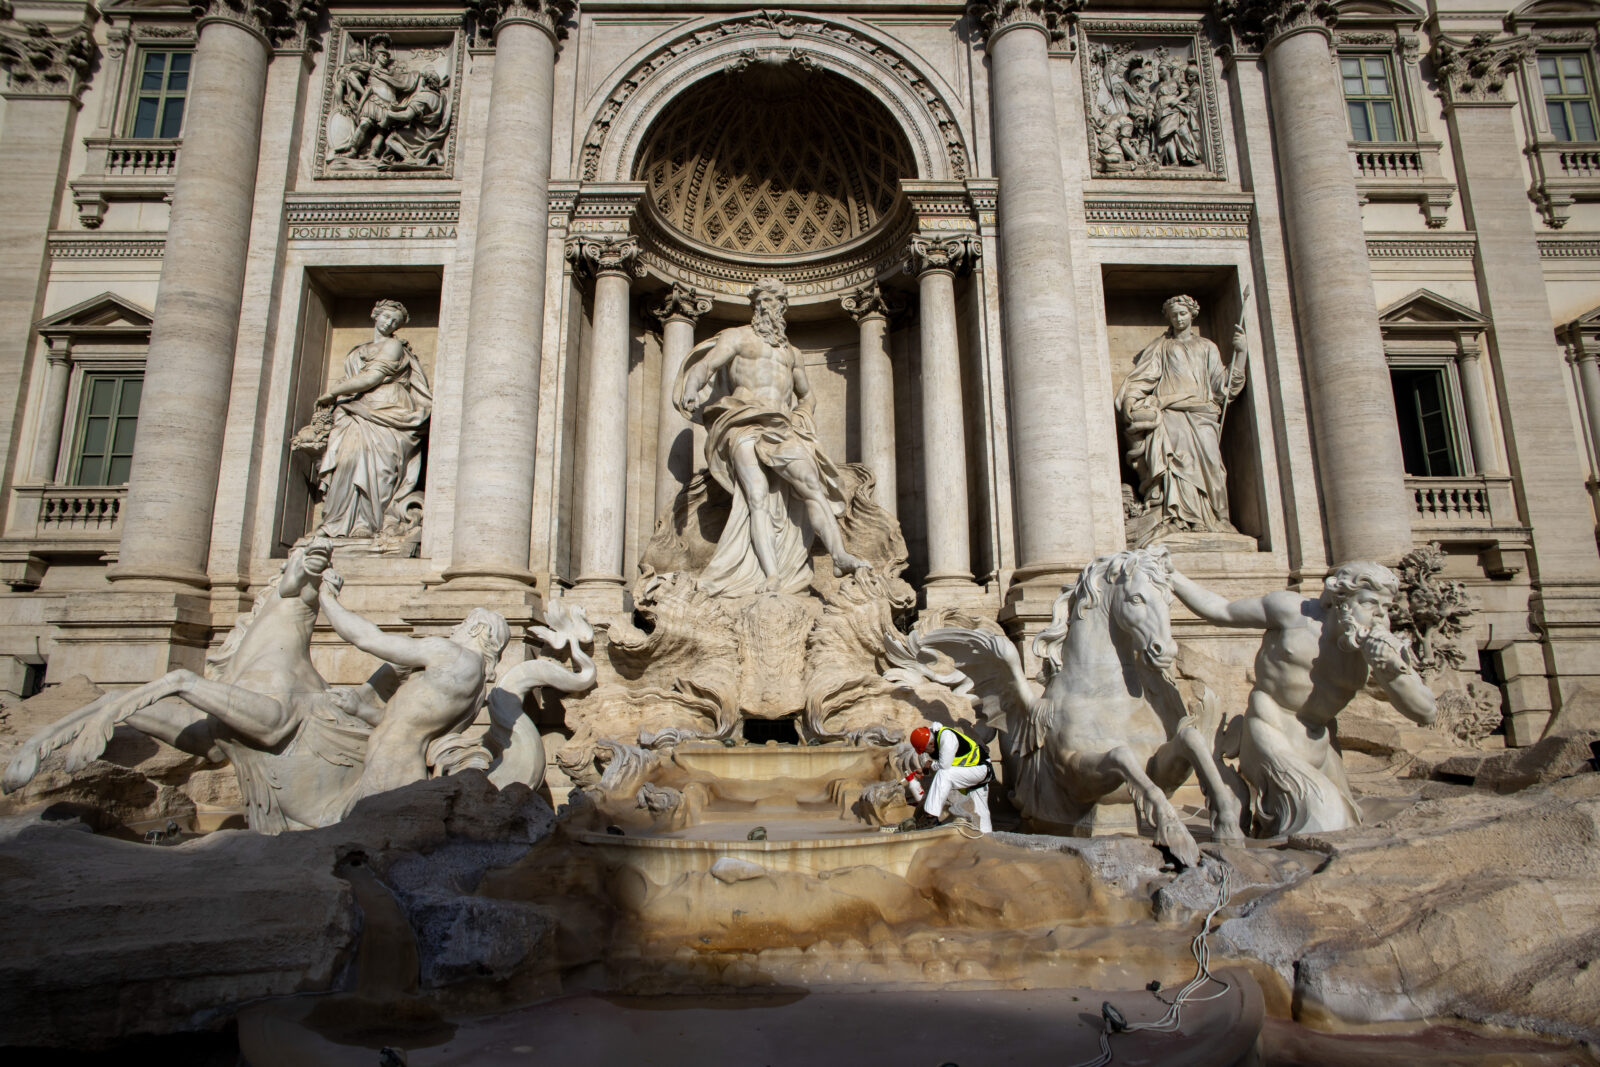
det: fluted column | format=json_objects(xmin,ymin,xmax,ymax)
[
  {"xmin": 908, "ymin": 236, "xmax": 979, "ymax": 592},
  {"xmin": 28, "ymin": 341, "xmax": 72, "ymax": 483},
  {"xmin": 841, "ymin": 282, "xmax": 901, "ymax": 515},
  {"xmin": 652, "ymin": 283, "xmax": 712, "ymax": 517},
  {"xmin": 108, "ymin": 1, "xmax": 317, "ymax": 588},
  {"xmin": 568, "ymin": 235, "xmax": 639, "ymax": 607},
  {"xmin": 1218, "ymin": 0, "xmax": 1413, "ymax": 562},
  {"xmin": 968, "ymin": 0, "xmax": 1097, "ymax": 596},
  {"xmin": 443, "ymin": 0, "xmax": 573, "ymax": 588}
]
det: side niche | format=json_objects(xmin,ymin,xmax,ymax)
[
  {"xmin": 1080, "ymin": 19, "xmax": 1226, "ymax": 181},
  {"xmin": 314, "ymin": 17, "xmax": 464, "ymax": 180}
]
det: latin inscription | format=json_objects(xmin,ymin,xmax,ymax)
[
  {"xmin": 1086, "ymin": 224, "xmax": 1249, "ymax": 239},
  {"xmin": 288, "ymin": 224, "xmax": 459, "ymax": 241}
]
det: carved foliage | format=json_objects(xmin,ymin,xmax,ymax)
[
  {"xmin": 465, "ymin": 0, "xmax": 576, "ymax": 41},
  {"xmin": 1389, "ymin": 541, "xmax": 1474, "ymax": 677},
  {"xmin": 1214, "ymin": 0, "xmax": 1338, "ymax": 53},
  {"xmin": 190, "ymin": 0, "xmax": 324, "ymax": 46},
  {"xmin": 652, "ymin": 282, "xmax": 713, "ymax": 325},
  {"xmin": 1432, "ymin": 32, "xmax": 1531, "ymax": 105},
  {"xmin": 906, "ymin": 233, "xmax": 980, "ymax": 275},
  {"xmin": 965, "ymin": 0, "xmax": 1085, "ymax": 44},
  {"xmin": 317, "ymin": 20, "xmax": 464, "ymax": 179},
  {"xmin": 839, "ymin": 281, "xmax": 903, "ymax": 321},
  {"xmin": 565, "ymin": 234, "xmax": 643, "ymax": 277},
  {"xmin": 1082, "ymin": 22, "xmax": 1226, "ymax": 180},
  {"xmin": 0, "ymin": 20, "xmax": 95, "ymax": 99}
]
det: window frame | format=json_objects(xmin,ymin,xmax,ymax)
[
  {"xmin": 124, "ymin": 47, "xmax": 192, "ymax": 140},
  {"xmin": 54, "ymin": 355, "xmax": 146, "ymax": 486},
  {"xmin": 1386, "ymin": 354, "xmax": 1474, "ymax": 478},
  {"xmin": 1536, "ymin": 51, "xmax": 1600, "ymax": 143},
  {"xmin": 1341, "ymin": 52, "xmax": 1405, "ymax": 143},
  {"xmin": 66, "ymin": 370, "xmax": 143, "ymax": 487}
]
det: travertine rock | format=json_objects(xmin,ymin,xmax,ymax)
[
  {"xmin": 0, "ymin": 773, "xmax": 556, "ymax": 1048},
  {"xmin": 1219, "ymin": 773, "xmax": 1600, "ymax": 1042}
]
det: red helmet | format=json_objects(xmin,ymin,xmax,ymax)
[{"xmin": 910, "ymin": 726, "xmax": 932, "ymax": 754}]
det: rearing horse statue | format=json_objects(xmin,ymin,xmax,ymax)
[{"xmin": 884, "ymin": 547, "xmax": 1244, "ymax": 866}]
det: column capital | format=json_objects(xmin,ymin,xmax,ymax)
[
  {"xmin": 1432, "ymin": 32, "xmax": 1530, "ymax": 109},
  {"xmin": 1214, "ymin": 0, "xmax": 1337, "ymax": 53},
  {"xmin": 906, "ymin": 233, "xmax": 980, "ymax": 277},
  {"xmin": 0, "ymin": 18, "xmax": 96, "ymax": 102},
  {"xmin": 652, "ymin": 281, "xmax": 712, "ymax": 326},
  {"xmin": 44, "ymin": 336, "xmax": 72, "ymax": 366},
  {"xmin": 840, "ymin": 281, "xmax": 904, "ymax": 323},
  {"xmin": 467, "ymin": 0, "xmax": 576, "ymax": 44},
  {"xmin": 565, "ymin": 233, "xmax": 642, "ymax": 279},
  {"xmin": 190, "ymin": 0, "xmax": 324, "ymax": 50},
  {"xmin": 965, "ymin": 0, "xmax": 1082, "ymax": 46}
]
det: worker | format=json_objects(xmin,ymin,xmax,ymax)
[{"xmin": 906, "ymin": 723, "xmax": 993, "ymax": 832}]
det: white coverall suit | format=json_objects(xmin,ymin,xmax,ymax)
[{"xmin": 913, "ymin": 724, "xmax": 993, "ymax": 833}]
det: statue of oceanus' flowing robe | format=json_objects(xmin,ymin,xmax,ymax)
[
  {"xmin": 673, "ymin": 341, "xmax": 849, "ymax": 598},
  {"xmin": 1115, "ymin": 331, "xmax": 1242, "ymax": 543},
  {"xmin": 317, "ymin": 338, "xmax": 432, "ymax": 538}
]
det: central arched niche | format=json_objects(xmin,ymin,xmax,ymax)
[{"xmin": 633, "ymin": 63, "xmax": 915, "ymax": 258}]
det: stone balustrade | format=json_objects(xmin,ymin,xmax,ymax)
[
  {"xmin": 69, "ymin": 138, "xmax": 182, "ymax": 228},
  {"xmin": 39, "ymin": 486, "xmax": 125, "ymax": 534},
  {"xmin": 1408, "ymin": 474, "xmax": 1520, "ymax": 531}
]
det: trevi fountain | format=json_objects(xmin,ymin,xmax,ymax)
[{"xmin": 1, "ymin": 0, "xmax": 1599, "ymax": 1064}]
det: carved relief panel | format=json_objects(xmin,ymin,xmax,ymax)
[
  {"xmin": 1080, "ymin": 20, "xmax": 1225, "ymax": 180},
  {"xmin": 315, "ymin": 18, "xmax": 464, "ymax": 179}
]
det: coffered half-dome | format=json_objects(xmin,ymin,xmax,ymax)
[{"xmin": 633, "ymin": 62, "xmax": 916, "ymax": 257}]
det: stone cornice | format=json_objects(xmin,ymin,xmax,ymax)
[
  {"xmin": 0, "ymin": 17, "xmax": 96, "ymax": 101},
  {"xmin": 566, "ymin": 234, "xmax": 643, "ymax": 278},
  {"xmin": 965, "ymin": 0, "xmax": 1083, "ymax": 46},
  {"xmin": 1214, "ymin": 0, "xmax": 1337, "ymax": 53},
  {"xmin": 1432, "ymin": 32, "xmax": 1530, "ymax": 108},
  {"xmin": 840, "ymin": 281, "xmax": 903, "ymax": 322},
  {"xmin": 1364, "ymin": 231, "xmax": 1478, "ymax": 259},
  {"xmin": 190, "ymin": 0, "xmax": 324, "ymax": 49},
  {"xmin": 465, "ymin": 0, "xmax": 575, "ymax": 44},
  {"xmin": 48, "ymin": 233, "xmax": 166, "ymax": 259},
  {"xmin": 1539, "ymin": 233, "xmax": 1600, "ymax": 259},
  {"xmin": 905, "ymin": 233, "xmax": 979, "ymax": 276},
  {"xmin": 652, "ymin": 282, "xmax": 712, "ymax": 325}
]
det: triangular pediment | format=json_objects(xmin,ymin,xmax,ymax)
[
  {"xmin": 1564, "ymin": 304, "xmax": 1600, "ymax": 332},
  {"xmin": 1336, "ymin": 0, "xmax": 1425, "ymax": 19},
  {"xmin": 35, "ymin": 293, "xmax": 154, "ymax": 335},
  {"xmin": 1379, "ymin": 289, "xmax": 1490, "ymax": 329},
  {"xmin": 100, "ymin": 0, "xmax": 193, "ymax": 15}
]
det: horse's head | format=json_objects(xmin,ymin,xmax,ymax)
[{"xmin": 1104, "ymin": 547, "xmax": 1176, "ymax": 673}]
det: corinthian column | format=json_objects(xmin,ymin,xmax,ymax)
[
  {"xmin": 968, "ymin": 0, "xmax": 1098, "ymax": 598},
  {"xmin": 908, "ymin": 235, "xmax": 979, "ymax": 596},
  {"xmin": 567, "ymin": 235, "xmax": 640, "ymax": 612},
  {"xmin": 443, "ymin": 0, "xmax": 574, "ymax": 588},
  {"xmin": 108, "ymin": 1, "xmax": 318, "ymax": 588},
  {"xmin": 652, "ymin": 283, "xmax": 712, "ymax": 517},
  {"xmin": 1217, "ymin": 0, "xmax": 1413, "ymax": 563},
  {"xmin": 840, "ymin": 282, "xmax": 901, "ymax": 515}
]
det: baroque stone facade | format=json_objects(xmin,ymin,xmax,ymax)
[{"xmin": 0, "ymin": 0, "xmax": 1599, "ymax": 755}]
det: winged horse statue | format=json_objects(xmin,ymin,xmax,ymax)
[{"xmin": 885, "ymin": 547, "xmax": 1244, "ymax": 866}]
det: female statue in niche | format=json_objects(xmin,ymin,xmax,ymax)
[
  {"xmin": 1116, "ymin": 293, "xmax": 1246, "ymax": 546},
  {"xmin": 301, "ymin": 299, "xmax": 432, "ymax": 542}
]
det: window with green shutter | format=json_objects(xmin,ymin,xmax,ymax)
[
  {"xmin": 1341, "ymin": 55, "xmax": 1400, "ymax": 142},
  {"xmin": 70, "ymin": 373, "xmax": 142, "ymax": 486},
  {"xmin": 128, "ymin": 50, "xmax": 190, "ymax": 139},
  {"xmin": 1540, "ymin": 54, "xmax": 1598, "ymax": 142}
]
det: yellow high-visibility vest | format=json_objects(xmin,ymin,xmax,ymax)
[{"xmin": 934, "ymin": 725, "xmax": 985, "ymax": 768}]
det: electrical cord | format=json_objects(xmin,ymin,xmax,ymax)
[{"xmin": 1066, "ymin": 857, "xmax": 1235, "ymax": 1067}]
